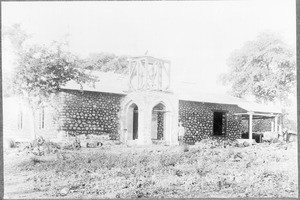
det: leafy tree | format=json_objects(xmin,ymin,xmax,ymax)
[
  {"xmin": 83, "ymin": 53, "xmax": 129, "ymax": 74},
  {"xmin": 3, "ymin": 24, "xmax": 96, "ymax": 138},
  {"xmin": 220, "ymin": 32, "xmax": 296, "ymax": 104}
]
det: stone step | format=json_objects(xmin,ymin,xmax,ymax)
[{"xmin": 152, "ymin": 140, "xmax": 166, "ymax": 145}]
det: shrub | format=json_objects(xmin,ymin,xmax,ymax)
[
  {"xmin": 5, "ymin": 138, "xmax": 16, "ymax": 148},
  {"xmin": 159, "ymin": 154, "xmax": 179, "ymax": 167},
  {"xmin": 30, "ymin": 156, "xmax": 43, "ymax": 165},
  {"xmin": 183, "ymin": 144, "xmax": 189, "ymax": 152}
]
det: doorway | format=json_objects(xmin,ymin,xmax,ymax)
[
  {"xmin": 151, "ymin": 103, "xmax": 166, "ymax": 140},
  {"xmin": 127, "ymin": 103, "xmax": 139, "ymax": 140},
  {"xmin": 133, "ymin": 105, "xmax": 138, "ymax": 140}
]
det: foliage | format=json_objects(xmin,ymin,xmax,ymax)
[
  {"xmin": 23, "ymin": 136, "xmax": 61, "ymax": 156},
  {"xmin": 221, "ymin": 32, "xmax": 296, "ymax": 104},
  {"xmin": 82, "ymin": 53, "xmax": 129, "ymax": 74},
  {"xmin": 3, "ymin": 24, "xmax": 97, "ymax": 110},
  {"xmin": 2, "ymin": 24, "xmax": 30, "ymax": 54},
  {"xmin": 12, "ymin": 43, "xmax": 96, "ymax": 108}
]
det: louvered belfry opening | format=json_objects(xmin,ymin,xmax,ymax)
[{"xmin": 128, "ymin": 56, "xmax": 171, "ymax": 92}]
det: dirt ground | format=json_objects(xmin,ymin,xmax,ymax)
[{"xmin": 3, "ymin": 141, "xmax": 298, "ymax": 199}]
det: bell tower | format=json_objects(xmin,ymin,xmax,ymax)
[
  {"xmin": 120, "ymin": 55, "xmax": 179, "ymax": 146},
  {"xmin": 127, "ymin": 56, "xmax": 171, "ymax": 92}
]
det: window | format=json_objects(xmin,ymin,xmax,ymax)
[
  {"xmin": 213, "ymin": 111, "xmax": 227, "ymax": 136},
  {"xmin": 18, "ymin": 110, "xmax": 23, "ymax": 129},
  {"xmin": 39, "ymin": 107, "xmax": 45, "ymax": 129}
]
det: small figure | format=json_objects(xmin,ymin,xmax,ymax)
[
  {"xmin": 282, "ymin": 128, "xmax": 288, "ymax": 142},
  {"xmin": 178, "ymin": 121, "xmax": 185, "ymax": 145}
]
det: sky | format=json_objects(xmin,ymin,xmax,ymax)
[{"xmin": 2, "ymin": 0, "xmax": 296, "ymax": 94}]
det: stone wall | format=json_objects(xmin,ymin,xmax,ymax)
[
  {"xmin": 153, "ymin": 104, "xmax": 164, "ymax": 140},
  {"xmin": 157, "ymin": 112, "xmax": 164, "ymax": 140},
  {"xmin": 179, "ymin": 100, "xmax": 245, "ymax": 143},
  {"xmin": 241, "ymin": 118, "xmax": 273, "ymax": 132},
  {"xmin": 60, "ymin": 89, "xmax": 124, "ymax": 140}
]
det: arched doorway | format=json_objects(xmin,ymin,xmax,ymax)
[
  {"xmin": 126, "ymin": 103, "xmax": 139, "ymax": 140},
  {"xmin": 151, "ymin": 103, "xmax": 166, "ymax": 141}
]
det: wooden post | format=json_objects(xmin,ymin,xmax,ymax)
[
  {"xmin": 278, "ymin": 114, "xmax": 282, "ymax": 135},
  {"xmin": 137, "ymin": 60, "xmax": 141, "ymax": 89},
  {"xmin": 275, "ymin": 115, "xmax": 278, "ymax": 134},
  {"xmin": 145, "ymin": 59, "xmax": 149, "ymax": 90},
  {"xmin": 167, "ymin": 62, "xmax": 171, "ymax": 90},
  {"xmin": 158, "ymin": 61, "xmax": 162, "ymax": 90},
  {"xmin": 248, "ymin": 113, "xmax": 253, "ymax": 140},
  {"xmin": 271, "ymin": 120, "xmax": 274, "ymax": 132},
  {"xmin": 128, "ymin": 60, "xmax": 132, "ymax": 90}
]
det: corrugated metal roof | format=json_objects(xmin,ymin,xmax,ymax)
[
  {"xmin": 174, "ymin": 83, "xmax": 282, "ymax": 113},
  {"xmin": 62, "ymin": 71, "xmax": 282, "ymax": 114},
  {"xmin": 237, "ymin": 102, "xmax": 281, "ymax": 114},
  {"xmin": 61, "ymin": 71, "xmax": 127, "ymax": 95},
  {"xmin": 175, "ymin": 85, "xmax": 246, "ymax": 105}
]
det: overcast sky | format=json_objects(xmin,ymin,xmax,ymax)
[{"xmin": 2, "ymin": 0, "xmax": 296, "ymax": 94}]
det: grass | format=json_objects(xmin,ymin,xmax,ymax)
[{"xmin": 4, "ymin": 141, "xmax": 298, "ymax": 198}]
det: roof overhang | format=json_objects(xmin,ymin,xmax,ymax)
[
  {"xmin": 233, "ymin": 112, "xmax": 281, "ymax": 120},
  {"xmin": 237, "ymin": 102, "xmax": 282, "ymax": 114}
]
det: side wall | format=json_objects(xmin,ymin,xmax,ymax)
[
  {"xmin": 3, "ymin": 97, "xmax": 33, "ymax": 142},
  {"xmin": 35, "ymin": 100, "xmax": 62, "ymax": 141},
  {"xmin": 179, "ymin": 100, "xmax": 245, "ymax": 143},
  {"xmin": 4, "ymin": 96, "xmax": 62, "ymax": 142},
  {"xmin": 60, "ymin": 89, "xmax": 124, "ymax": 140}
]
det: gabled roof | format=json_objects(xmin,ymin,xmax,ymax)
[
  {"xmin": 62, "ymin": 71, "xmax": 127, "ymax": 95},
  {"xmin": 62, "ymin": 71, "xmax": 282, "ymax": 114}
]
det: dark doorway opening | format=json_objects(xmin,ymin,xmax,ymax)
[
  {"xmin": 133, "ymin": 106, "xmax": 138, "ymax": 140},
  {"xmin": 213, "ymin": 111, "xmax": 227, "ymax": 136}
]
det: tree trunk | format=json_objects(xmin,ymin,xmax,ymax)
[{"xmin": 30, "ymin": 108, "xmax": 37, "ymax": 140}]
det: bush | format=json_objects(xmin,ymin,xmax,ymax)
[
  {"xmin": 183, "ymin": 144, "xmax": 189, "ymax": 152},
  {"xmin": 30, "ymin": 156, "xmax": 43, "ymax": 165},
  {"xmin": 159, "ymin": 153, "xmax": 179, "ymax": 167},
  {"xmin": 23, "ymin": 137, "xmax": 61, "ymax": 156},
  {"xmin": 4, "ymin": 138, "xmax": 16, "ymax": 149}
]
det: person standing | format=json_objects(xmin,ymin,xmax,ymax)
[{"xmin": 178, "ymin": 121, "xmax": 185, "ymax": 145}]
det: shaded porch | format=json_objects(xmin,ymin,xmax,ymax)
[{"xmin": 234, "ymin": 112, "xmax": 282, "ymax": 142}]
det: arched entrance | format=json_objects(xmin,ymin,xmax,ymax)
[
  {"xmin": 126, "ymin": 103, "xmax": 139, "ymax": 140},
  {"xmin": 120, "ymin": 91, "xmax": 179, "ymax": 145},
  {"xmin": 151, "ymin": 103, "xmax": 166, "ymax": 141}
]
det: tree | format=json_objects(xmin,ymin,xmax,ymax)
[
  {"xmin": 3, "ymin": 24, "xmax": 97, "ymax": 138},
  {"xmin": 83, "ymin": 53, "xmax": 129, "ymax": 74},
  {"xmin": 220, "ymin": 32, "xmax": 296, "ymax": 104}
]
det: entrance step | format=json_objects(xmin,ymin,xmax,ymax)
[{"xmin": 152, "ymin": 139, "xmax": 166, "ymax": 145}]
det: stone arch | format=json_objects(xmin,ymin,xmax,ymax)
[
  {"xmin": 126, "ymin": 103, "xmax": 139, "ymax": 141},
  {"xmin": 148, "ymin": 100, "xmax": 174, "ymax": 114},
  {"xmin": 120, "ymin": 100, "xmax": 140, "ymax": 143},
  {"xmin": 148, "ymin": 100, "xmax": 175, "ymax": 144},
  {"xmin": 151, "ymin": 102, "xmax": 166, "ymax": 140},
  {"xmin": 119, "ymin": 91, "xmax": 179, "ymax": 145}
]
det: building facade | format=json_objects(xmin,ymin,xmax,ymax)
[{"xmin": 3, "ymin": 56, "xmax": 282, "ymax": 145}]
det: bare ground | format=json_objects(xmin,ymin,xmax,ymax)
[{"xmin": 4, "ymin": 141, "xmax": 298, "ymax": 198}]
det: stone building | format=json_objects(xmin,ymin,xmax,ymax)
[{"xmin": 3, "ymin": 56, "xmax": 282, "ymax": 145}]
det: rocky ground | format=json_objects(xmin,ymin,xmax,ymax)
[{"xmin": 3, "ymin": 139, "xmax": 298, "ymax": 198}]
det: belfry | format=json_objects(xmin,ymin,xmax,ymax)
[{"xmin": 120, "ymin": 56, "xmax": 179, "ymax": 145}]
